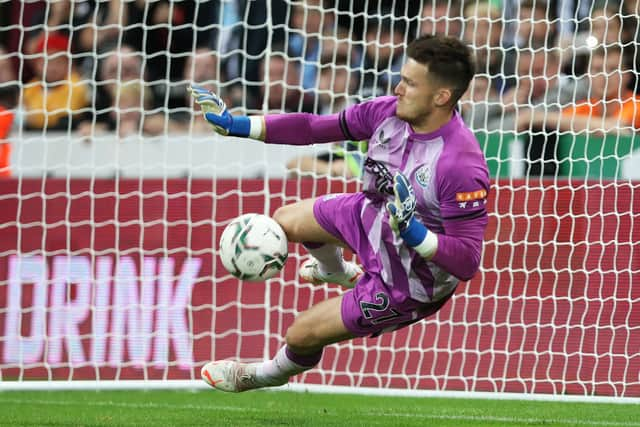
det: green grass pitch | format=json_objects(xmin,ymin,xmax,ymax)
[{"xmin": 0, "ymin": 390, "xmax": 638, "ymax": 426}]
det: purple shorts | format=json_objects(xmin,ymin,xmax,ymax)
[{"xmin": 313, "ymin": 193, "xmax": 453, "ymax": 337}]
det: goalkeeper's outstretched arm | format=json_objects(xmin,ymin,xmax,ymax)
[{"xmin": 189, "ymin": 85, "xmax": 347, "ymax": 145}]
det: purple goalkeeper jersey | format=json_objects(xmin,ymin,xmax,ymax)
[{"xmin": 264, "ymin": 96, "xmax": 489, "ymax": 303}]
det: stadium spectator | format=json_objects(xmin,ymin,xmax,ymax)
[
  {"xmin": 477, "ymin": 48, "xmax": 588, "ymax": 176},
  {"xmin": 110, "ymin": 81, "xmax": 153, "ymax": 138},
  {"xmin": 287, "ymin": 0, "xmax": 338, "ymax": 90},
  {"xmin": 286, "ymin": 50, "xmax": 364, "ymax": 178},
  {"xmin": 77, "ymin": 44, "xmax": 143, "ymax": 137},
  {"xmin": 24, "ymin": 2, "xmax": 127, "ymax": 56},
  {"xmin": 486, "ymin": 48, "xmax": 588, "ymax": 127},
  {"xmin": 518, "ymin": 45, "xmax": 640, "ymax": 134},
  {"xmin": 620, "ymin": 2, "xmax": 640, "ymax": 87},
  {"xmin": 175, "ymin": 47, "xmax": 222, "ymax": 107},
  {"xmin": 0, "ymin": 46, "xmax": 15, "ymax": 177},
  {"xmin": 462, "ymin": 2, "xmax": 505, "ymax": 89},
  {"xmin": 192, "ymin": 34, "xmax": 487, "ymax": 394},
  {"xmin": 419, "ymin": 0, "xmax": 463, "ymax": 37},
  {"xmin": 27, "ymin": 1, "xmax": 217, "ymax": 83},
  {"xmin": 316, "ymin": 34, "xmax": 355, "ymax": 82},
  {"xmin": 559, "ymin": 2, "xmax": 633, "ymax": 75},
  {"xmin": 0, "ymin": 105, "xmax": 11, "ymax": 177},
  {"xmin": 581, "ymin": 3, "xmax": 638, "ymax": 56},
  {"xmin": 314, "ymin": 51, "xmax": 356, "ymax": 115},
  {"xmin": 123, "ymin": 1, "xmax": 217, "ymax": 108},
  {"xmin": 516, "ymin": 0, "xmax": 557, "ymax": 48},
  {"xmin": 586, "ymin": 3, "xmax": 628, "ymax": 48},
  {"xmin": 23, "ymin": 32, "xmax": 89, "ymax": 131},
  {"xmin": 239, "ymin": 0, "xmax": 289, "ymax": 94},
  {"xmin": 556, "ymin": 0, "xmax": 595, "ymax": 49},
  {"xmin": 358, "ymin": 14, "xmax": 405, "ymax": 98},
  {"xmin": 23, "ymin": 1, "xmax": 74, "ymax": 56},
  {"xmin": 0, "ymin": 46, "xmax": 18, "ymax": 120},
  {"xmin": 184, "ymin": 49, "xmax": 221, "ymax": 90},
  {"xmin": 170, "ymin": 48, "xmax": 225, "ymax": 134},
  {"xmin": 0, "ymin": 2, "xmax": 12, "ymax": 51},
  {"xmin": 496, "ymin": 0, "xmax": 556, "ymax": 91},
  {"xmin": 76, "ymin": 1, "xmax": 127, "ymax": 50},
  {"xmin": 247, "ymin": 52, "xmax": 314, "ymax": 113},
  {"xmin": 489, "ymin": 0, "xmax": 519, "ymax": 48},
  {"xmin": 460, "ymin": 73, "xmax": 500, "ymax": 130},
  {"xmin": 213, "ymin": 0, "xmax": 242, "ymax": 80},
  {"xmin": 73, "ymin": 1, "xmax": 134, "ymax": 76},
  {"xmin": 99, "ymin": 45, "xmax": 145, "ymax": 96},
  {"xmin": 23, "ymin": 1, "xmax": 127, "ymax": 73},
  {"xmin": 77, "ymin": 44, "xmax": 173, "ymax": 138}
]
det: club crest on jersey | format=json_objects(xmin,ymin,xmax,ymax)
[{"xmin": 415, "ymin": 165, "xmax": 432, "ymax": 187}]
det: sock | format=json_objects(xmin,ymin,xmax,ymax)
[
  {"xmin": 255, "ymin": 345, "xmax": 322, "ymax": 385},
  {"xmin": 302, "ymin": 242, "xmax": 346, "ymax": 275}
]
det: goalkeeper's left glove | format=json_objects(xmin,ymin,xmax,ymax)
[
  {"xmin": 386, "ymin": 172, "xmax": 438, "ymax": 258},
  {"xmin": 188, "ymin": 84, "xmax": 253, "ymax": 137}
]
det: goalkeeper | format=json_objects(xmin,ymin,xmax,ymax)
[{"xmin": 194, "ymin": 34, "xmax": 489, "ymax": 392}]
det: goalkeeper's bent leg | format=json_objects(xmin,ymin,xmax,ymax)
[{"xmin": 202, "ymin": 295, "xmax": 351, "ymax": 393}]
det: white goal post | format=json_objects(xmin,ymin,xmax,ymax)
[{"xmin": 0, "ymin": 0, "xmax": 639, "ymax": 402}]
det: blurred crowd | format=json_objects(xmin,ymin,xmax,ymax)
[{"xmin": 0, "ymin": 0, "xmax": 638, "ymax": 177}]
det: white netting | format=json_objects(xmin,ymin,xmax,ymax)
[{"xmin": 0, "ymin": 0, "xmax": 639, "ymax": 398}]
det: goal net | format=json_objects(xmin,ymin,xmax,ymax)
[{"xmin": 0, "ymin": 0, "xmax": 639, "ymax": 399}]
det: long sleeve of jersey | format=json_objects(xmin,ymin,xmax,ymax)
[
  {"xmin": 263, "ymin": 113, "xmax": 345, "ymax": 145},
  {"xmin": 431, "ymin": 147, "xmax": 490, "ymax": 282},
  {"xmin": 431, "ymin": 216, "xmax": 487, "ymax": 282},
  {"xmin": 262, "ymin": 97, "xmax": 398, "ymax": 145}
]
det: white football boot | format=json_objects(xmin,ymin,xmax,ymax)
[
  {"xmin": 299, "ymin": 258, "xmax": 363, "ymax": 289},
  {"xmin": 201, "ymin": 360, "xmax": 286, "ymax": 393}
]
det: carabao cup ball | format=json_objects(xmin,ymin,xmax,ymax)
[{"xmin": 219, "ymin": 213, "xmax": 288, "ymax": 281}]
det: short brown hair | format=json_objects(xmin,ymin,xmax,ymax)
[{"xmin": 406, "ymin": 34, "xmax": 475, "ymax": 105}]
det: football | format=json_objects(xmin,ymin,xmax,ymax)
[{"xmin": 219, "ymin": 213, "xmax": 288, "ymax": 281}]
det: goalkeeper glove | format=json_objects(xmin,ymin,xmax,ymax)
[
  {"xmin": 386, "ymin": 172, "xmax": 438, "ymax": 258},
  {"xmin": 188, "ymin": 85, "xmax": 251, "ymax": 137}
]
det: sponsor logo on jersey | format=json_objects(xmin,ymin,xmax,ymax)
[
  {"xmin": 458, "ymin": 199, "xmax": 487, "ymax": 209},
  {"xmin": 455, "ymin": 189, "xmax": 487, "ymax": 202},
  {"xmin": 378, "ymin": 129, "xmax": 391, "ymax": 145}
]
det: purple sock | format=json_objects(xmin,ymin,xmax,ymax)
[
  {"xmin": 256, "ymin": 345, "xmax": 323, "ymax": 384},
  {"xmin": 285, "ymin": 346, "xmax": 323, "ymax": 367},
  {"xmin": 302, "ymin": 241, "xmax": 325, "ymax": 249}
]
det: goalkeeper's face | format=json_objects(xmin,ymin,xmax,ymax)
[{"xmin": 394, "ymin": 59, "xmax": 441, "ymax": 125}]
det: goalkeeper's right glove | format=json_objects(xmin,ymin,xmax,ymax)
[
  {"xmin": 188, "ymin": 85, "xmax": 251, "ymax": 137},
  {"xmin": 386, "ymin": 172, "xmax": 438, "ymax": 259}
]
